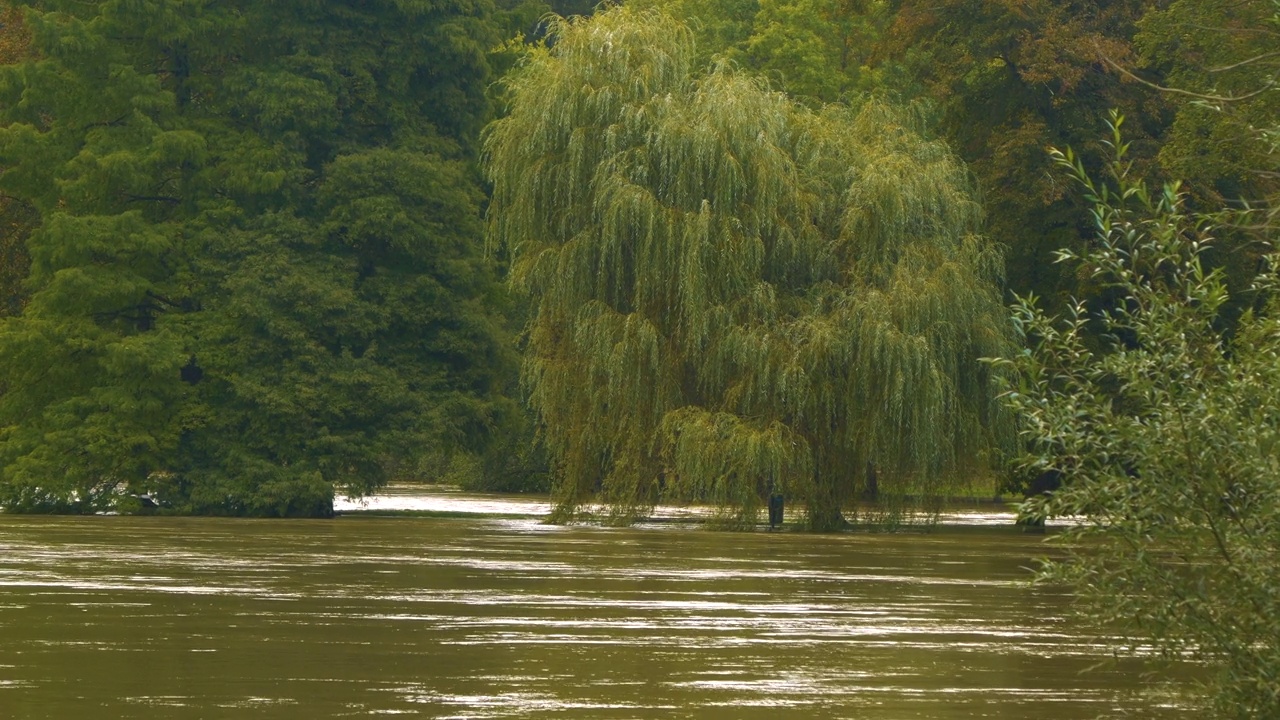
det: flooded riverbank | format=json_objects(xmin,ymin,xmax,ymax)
[
  {"xmin": 0, "ymin": 492, "xmax": 1185, "ymax": 718},
  {"xmin": 334, "ymin": 485, "xmax": 1026, "ymax": 528}
]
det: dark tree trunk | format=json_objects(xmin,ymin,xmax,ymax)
[
  {"xmin": 862, "ymin": 460, "xmax": 879, "ymax": 502},
  {"xmin": 807, "ymin": 474, "xmax": 849, "ymax": 532}
]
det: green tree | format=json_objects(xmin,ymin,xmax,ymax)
[
  {"xmin": 873, "ymin": 0, "xmax": 1168, "ymax": 307},
  {"xmin": 1128, "ymin": 0, "xmax": 1280, "ymax": 331},
  {"xmin": 0, "ymin": 5, "xmax": 34, "ymax": 319},
  {"xmin": 0, "ymin": 0, "xmax": 515, "ymax": 515},
  {"xmin": 638, "ymin": 0, "xmax": 1169, "ymax": 313},
  {"xmin": 998, "ymin": 116, "xmax": 1280, "ymax": 715},
  {"xmin": 1135, "ymin": 0, "xmax": 1280, "ymax": 213},
  {"xmin": 739, "ymin": 0, "xmax": 889, "ymax": 103},
  {"xmin": 632, "ymin": 0, "xmax": 890, "ymax": 103},
  {"xmin": 486, "ymin": 7, "xmax": 1011, "ymax": 529},
  {"xmin": 628, "ymin": 0, "xmax": 760, "ymax": 67}
]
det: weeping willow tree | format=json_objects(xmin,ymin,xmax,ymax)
[{"xmin": 485, "ymin": 6, "xmax": 1012, "ymax": 530}]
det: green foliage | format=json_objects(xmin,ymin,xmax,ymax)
[
  {"xmin": 425, "ymin": 437, "xmax": 552, "ymax": 494},
  {"xmin": 874, "ymin": 0, "xmax": 1168, "ymax": 307},
  {"xmin": 0, "ymin": 197, "xmax": 34, "ymax": 318},
  {"xmin": 0, "ymin": 0, "xmax": 516, "ymax": 515},
  {"xmin": 486, "ymin": 7, "xmax": 1012, "ymax": 529},
  {"xmin": 632, "ymin": 0, "xmax": 889, "ymax": 104},
  {"xmin": 997, "ymin": 115, "xmax": 1280, "ymax": 715},
  {"xmin": 1136, "ymin": 0, "xmax": 1280, "ymax": 210},
  {"xmin": 1126, "ymin": 0, "xmax": 1280, "ymax": 322},
  {"xmin": 739, "ymin": 0, "xmax": 889, "ymax": 103},
  {"xmin": 0, "ymin": 7, "xmax": 32, "ymax": 319},
  {"xmin": 635, "ymin": 0, "xmax": 1172, "ymax": 311},
  {"xmin": 627, "ymin": 0, "xmax": 760, "ymax": 67}
]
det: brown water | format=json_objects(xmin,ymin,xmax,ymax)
[{"xmin": 0, "ymin": 495, "xmax": 1187, "ymax": 719}]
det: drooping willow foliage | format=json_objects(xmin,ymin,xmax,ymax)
[{"xmin": 485, "ymin": 6, "xmax": 1012, "ymax": 529}]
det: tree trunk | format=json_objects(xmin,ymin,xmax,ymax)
[{"xmin": 806, "ymin": 478, "xmax": 849, "ymax": 532}]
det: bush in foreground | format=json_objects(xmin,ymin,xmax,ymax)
[{"xmin": 996, "ymin": 115, "xmax": 1279, "ymax": 716}]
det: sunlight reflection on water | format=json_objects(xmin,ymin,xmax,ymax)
[{"xmin": 334, "ymin": 485, "xmax": 1026, "ymax": 527}]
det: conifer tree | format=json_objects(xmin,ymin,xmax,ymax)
[{"xmin": 486, "ymin": 7, "xmax": 1011, "ymax": 529}]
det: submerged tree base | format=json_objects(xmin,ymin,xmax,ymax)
[
  {"xmin": 806, "ymin": 508, "xmax": 850, "ymax": 533},
  {"xmin": 536, "ymin": 496, "xmax": 1011, "ymax": 532}
]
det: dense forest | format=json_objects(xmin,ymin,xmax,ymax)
[
  {"xmin": 0, "ymin": 0, "xmax": 1270, "ymax": 517},
  {"xmin": 0, "ymin": 0, "xmax": 1277, "ymax": 713},
  {"xmin": 0, "ymin": 0, "xmax": 538, "ymax": 515}
]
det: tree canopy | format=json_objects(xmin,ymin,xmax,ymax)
[
  {"xmin": 634, "ymin": 0, "xmax": 1170, "ymax": 310},
  {"xmin": 486, "ymin": 6, "xmax": 1011, "ymax": 529},
  {"xmin": 1135, "ymin": 0, "xmax": 1280, "ymax": 226},
  {"xmin": 0, "ymin": 0, "xmax": 517, "ymax": 515}
]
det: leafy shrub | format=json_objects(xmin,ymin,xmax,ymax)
[{"xmin": 995, "ymin": 114, "xmax": 1280, "ymax": 716}]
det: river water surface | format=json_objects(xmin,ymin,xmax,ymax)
[{"xmin": 0, "ymin": 490, "xmax": 1187, "ymax": 718}]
